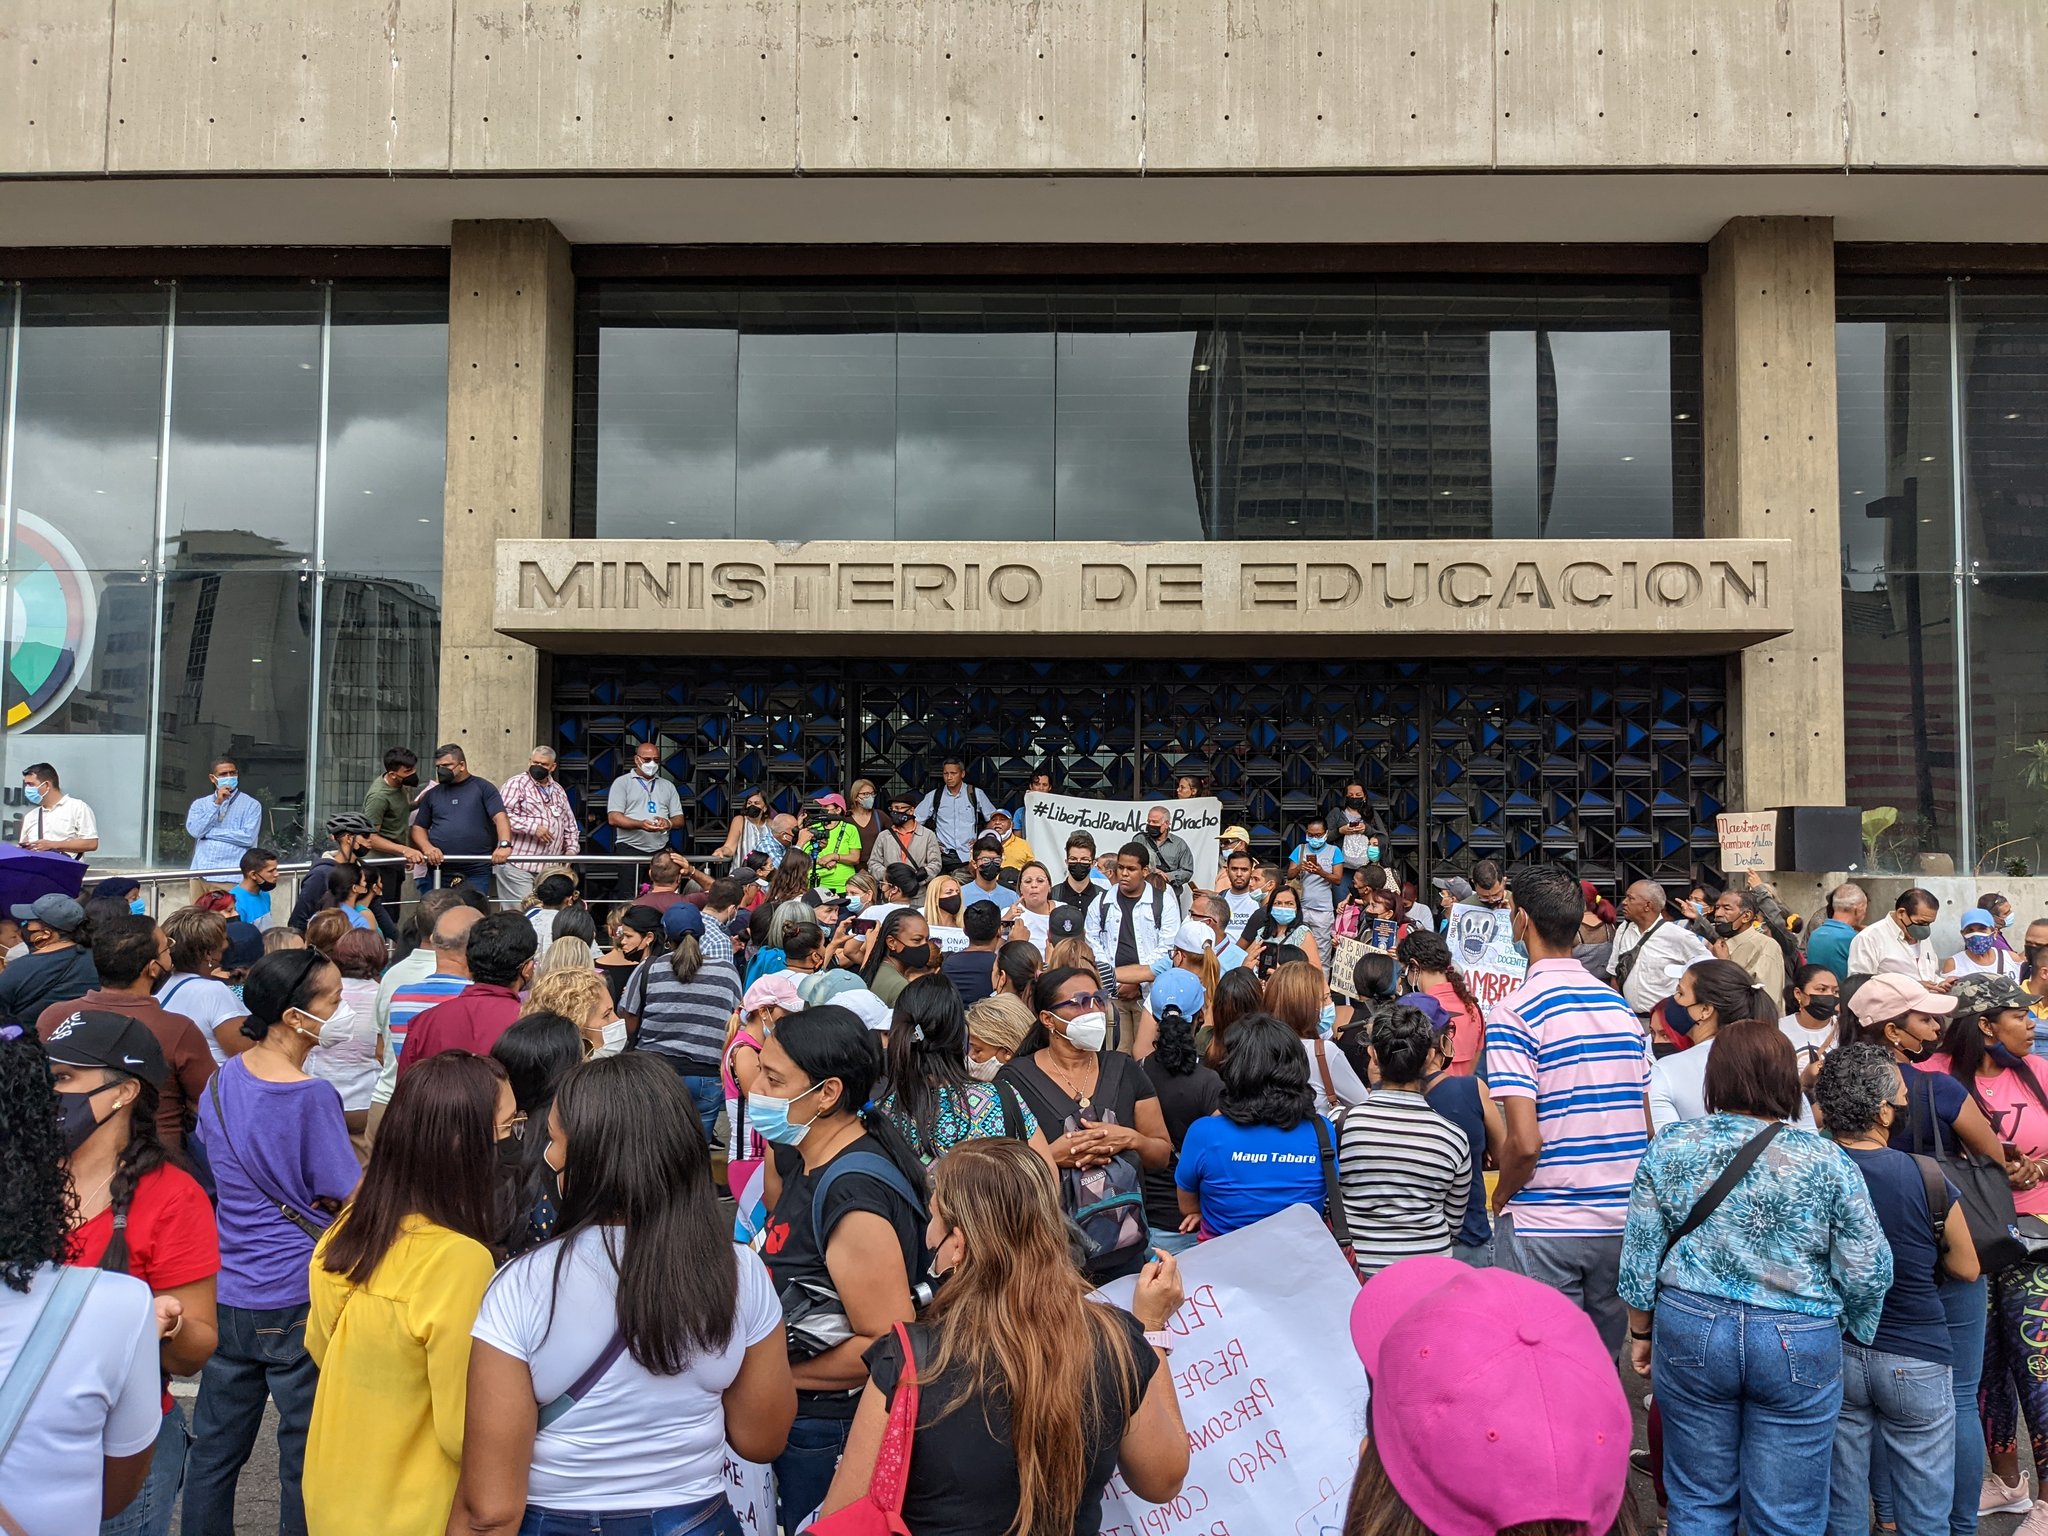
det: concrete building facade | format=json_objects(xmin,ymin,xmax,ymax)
[{"xmin": 2, "ymin": 1, "xmax": 2044, "ymax": 882}]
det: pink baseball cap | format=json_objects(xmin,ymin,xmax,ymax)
[
  {"xmin": 813, "ymin": 792, "xmax": 848, "ymax": 813},
  {"xmin": 741, "ymin": 973, "xmax": 806, "ymax": 1018},
  {"xmin": 1850, "ymin": 972, "xmax": 1957, "ymax": 1024},
  {"xmin": 1349, "ymin": 1257, "xmax": 1630, "ymax": 1536}
]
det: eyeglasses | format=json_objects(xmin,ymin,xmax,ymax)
[
  {"xmin": 1050, "ymin": 991, "xmax": 1108, "ymax": 1012},
  {"xmin": 495, "ymin": 1113, "xmax": 528, "ymax": 1141}
]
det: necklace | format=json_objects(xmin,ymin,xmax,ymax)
[
  {"xmin": 71, "ymin": 1169, "xmax": 115, "ymax": 1224},
  {"xmin": 1042, "ymin": 1053, "xmax": 1099, "ymax": 1110}
]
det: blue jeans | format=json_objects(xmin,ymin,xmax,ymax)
[
  {"xmin": 1495, "ymin": 1215, "xmax": 1627, "ymax": 1353},
  {"xmin": 102, "ymin": 1402, "xmax": 188, "ymax": 1536},
  {"xmin": 774, "ymin": 1414, "xmax": 853, "ymax": 1534},
  {"xmin": 1829, "ymin": 1341, "xmax": 1955, "ymax": 1536},
  {"xmin": 1450, "ymin": 1235, "xmax": 1497, "ymax": 1269},
  {"xmin": 646, "ymin": 1058, "xmax": 724, "ymax": 1147},
  {"xmin": 517, "ymin": 1497, "xmax": 740, "ymax": 1536},
  {"xmin": 1652, "ymin": 1287, "xmax": 1843, "ymax": 1536},
  {"xmin": 182, "ymin": 1304, "xmax": 320, "ymax": 1536},
  {"xmin": 1150, "ymin": 1230, "xmax": 1199, "ymax": 1256},
  {"xmin": 1871, "ymin": 1273, "xmax": 1986, "ymax": 1536}
]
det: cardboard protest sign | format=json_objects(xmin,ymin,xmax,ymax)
[
  {"xmin": 1445, "ymin": 901, "xmax": 1528, "ymax": 1012},
  {"xmin": 1092, "ymin": 1204, "xmax": 1369, "ymax": 1536},
  {"xmin": 720, "ymin": 1447, "xmax": 777, "ymax": 1535},
  {"xmin": 1715, "ymin": 811, "xmax": 1778, "ymax": 873},
  {"xmin": 1025, "ymin": 793, "xmax": 1223, "ymax": 888}
]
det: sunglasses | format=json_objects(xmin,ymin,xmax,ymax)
[{"xmin": 1050, "ymin": 991, "xmax": 1109, "ymax": 1012}]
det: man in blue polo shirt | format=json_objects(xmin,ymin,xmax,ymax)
[{"xmin": 409, "ymin": 744, "xmax": 513, "ymax": 900}]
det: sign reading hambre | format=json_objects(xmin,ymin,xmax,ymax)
[{"xmin": 496, "ymin": 539, "xmax": 1790, "ymax": 649}]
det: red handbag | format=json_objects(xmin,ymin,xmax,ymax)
[{"xmin": 803, "ymin": 1321, "xmax": 920, "ymax": 1536}]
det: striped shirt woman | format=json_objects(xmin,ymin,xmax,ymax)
[{"xmin": 1333, "ymin": 1005, "xmax": 1474, "ymax": 1276}]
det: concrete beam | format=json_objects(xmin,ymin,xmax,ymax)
[
  {"xmin": 439, "ymin": 220, "xmax": 574, "ymax": 785},
  {"xmin": 1703, "ymin": 215, "xmax": 1845, "ymax": 814}
]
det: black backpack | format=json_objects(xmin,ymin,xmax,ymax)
[{"xmin": 1008, "ymin": 1054, "xmax": 1150, "ymax": 1274}]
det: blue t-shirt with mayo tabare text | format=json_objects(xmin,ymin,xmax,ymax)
[{"xmin": 1175, "ymin": 1115, "xmax": 1331, "ymax": 1237}]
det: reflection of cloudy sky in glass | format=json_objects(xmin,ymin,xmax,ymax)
[{"xmin": 588, "ymin": 300, "xmax": 1689, "ymax": 544}]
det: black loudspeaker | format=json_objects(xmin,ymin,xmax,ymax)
[{"xmin": 1774, "ymin": 806, "xmax": 1864, "ymax": 873}]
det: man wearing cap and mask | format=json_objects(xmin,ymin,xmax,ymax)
[
  {"xmin": 868, "ymin": 789, "xmax": 943, "ymax": 882},
  {"xmin": 1141, "ymin": 805, "xmax": 1195, "ymax": 895},
  {"xmin": 36, "ymin": 916, "xmax": 216, "ymax": 1150},
  {"xmin": 1848, "ymin": 887, "xmax": 1942, "ymax": 982},
  {"xmin": 0, "ymin": 892, "xmax": 100, "ymax": 1021}
]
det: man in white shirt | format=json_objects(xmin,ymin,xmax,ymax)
[
  {"xmin": 1847, "ymin": 887, "xmax": 1942, "ymax": 982},
  {"xmin": 15, "ymin": 763, "xmax": 98, "ymax": 858},
  {"xmin": 605, "ymin": 739, "xmax": 683, "ymax": 862},
  {"xmin": 1085, "ymin": 840, "xmax": 1184, "ymax": 1050},
  {"xmin": 1609, "ymin": 879, "xmax": 1713, "ymax": 1020},
  {"xmin": 1217, "ymin": 848, "xmax": 1264, "ymax": 945},
  {"xmin": 916, "ymin": 756, "xmax": 996, "ymax": 868}
]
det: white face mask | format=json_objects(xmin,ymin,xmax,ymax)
[
  {"xmin": 293, "ymin": 999, "xmax": 355, "ymax": 1047},
  {"xmin": 3, "ymin": 941, "xmax": 26, "ymax": 963},
  {"xmin": 966, "ymin": 1055, "xmax": 1002, "ymax": 1082},
  {"xmin": 1062, "ymin": 1011, "xmax": 1108, "ymax": 1053},
  {"xmin": 593, "ymin": 1020, "xmax": 628, "ymax": 1059},
  {"xmin": 636, "ymin": 760, "xmax": 658, "ymax": 777}
]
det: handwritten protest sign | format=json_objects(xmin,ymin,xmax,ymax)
[
  {"xmin": 1025, "ymin": 793, "xmax": 1223, "ymax": 888},
  {"xmin": 720, "ymin": 1447, "xmax": 777, "ymax": 1535},
  {"xmin": 1715, "ymin": 811, "xmax": 1778, "ymax": 873},
  {"xmin": 1445, "ymin": 901, "xmax": 1528, "ymax": 1012},
  {"xmin": 1092, "ymin": 1204, "xmax": 1368, "ymax": 1536}
]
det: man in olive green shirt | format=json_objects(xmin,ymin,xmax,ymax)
[{"xmin": 362, "ymin": 747, "xmax": 423, "ymax": 901}]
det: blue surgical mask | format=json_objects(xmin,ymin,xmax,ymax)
[
  {"xmin": 1305, "ymin": 836, "xmax": 1326, "ymax": 851},
  {"xmin": 1965, "ymin": 933, "xmax": 1996, "ymax": 957},
  {"xmin": 21, "ymin": 786, "xmax": 41, "ymax": 806},
  {"xmin": 128, "ymin": 898, "xmax": 147, "ymax": 916},
  {"xmin": 216, "ymin": 775, "xmax": 238, "ymax": 792},
  {"xmin": 845, "ymin": 894, "xmax": 865, "ymax": 914},
  {"xmin": 1271, "ymin": 907, "xmax": 1297, "ymax": 928},
  {"xmin": 1365, "ymin": 844, "xmax": 1381, "ymax": 863},
  {"xmin": 746, "ymin": 1081, "xmax": 825, "ymax": 1146},
  {"xmin": 1317, "ymin": 1001, "xmax": 1336, "ymax": 1037}
]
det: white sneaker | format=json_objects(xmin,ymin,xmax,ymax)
[
  {"xmin": 2012, "ymin": 1497, "xmax": 2048, "ymax": 1536},
  {"xmin": 1985, "ymin": 1468, "xmax": 2036, "ymax": 1517}
]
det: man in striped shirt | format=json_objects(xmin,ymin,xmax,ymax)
[
  {"xmin": 1487, "ymin": 862, "xmax": 1653, "ymax": 1354},
  {"xmin": 366, "ymin": 901, "xmax": 482, "ymax": 1138}
]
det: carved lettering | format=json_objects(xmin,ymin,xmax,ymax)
[
  {"xmin": 1560, "ymin": 562, "xmax": 1614, "ymax": 608},
  {"xmin": 836, "ymin": 564, "xmax": 895, "ymax": 607},
  {"xmin": 1713, "ymin": 560, "xmax": 1767, "ymax": 608},
  {"xmin": 1241, "ymin": 564, "xmax": 1298, "ymax": 609},
  {"xmin": 712, "ymin": 562, "xmax": 767, "ymax": 608},
  {"xmin": 776, "ymin": 563, "xmax": 829, "ymax": 613},
  {"xmin": 1305, "ymin": 563, "xmax": 1361, "ymax": 610},
  {"xmin": 1082, "ymin": 564, "xmax": 1138, "ymax": 610},
  {"xmin": 519, "ymin": 561, "xmax": 593, "ymax": 609},
  {"xmin": 622, "ymin": 561, "xmax": 681, "ymax": 610},
  {"xmin": 1646, "ymin": 561, "xmax": 1704, "ymax": 607},
  {"xmin": 1147, "ymin": 563, "xmax": 1205, "ymax": 608},
  {"xmin": 1496, "ymin": 562, "xmax": 1554, "ymax": 610},
  {"xmin": 1371, "ymin": 561, "xmax": 1427, "ymax": 608},
  {"xmin": 988, "ymin": 564, "xmax": 1042, "ymax": 608},
  {"xmin": 1438, "ymin": 562, "xmax": 1493, "ymax": 609},
  {"xmin": 901, "ymin": 564, "xmax": 957, "ymax": 612}
]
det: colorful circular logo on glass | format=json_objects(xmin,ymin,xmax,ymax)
[{"xmin": 5, "ymin": 512, "xmax": 97, "ymax": 729}]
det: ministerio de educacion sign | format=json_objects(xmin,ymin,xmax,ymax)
[{"xmin": 495, "ymin": 539, "xmax": 1790, "ymax": 654}]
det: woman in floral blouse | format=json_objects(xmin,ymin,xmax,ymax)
[{"xmin": 1619, "ymin": 1020, "xmax": 1892, "ymax": 1536}]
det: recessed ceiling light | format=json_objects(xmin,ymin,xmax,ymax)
[
  {"xmin": 1621, "ymin": 455, "xmax": 1635, "ymax": 462},
  {"xmin": 1921, "ymin": 455, "xmax": 1936, "ymax": 462}
]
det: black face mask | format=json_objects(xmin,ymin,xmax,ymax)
[
  {"xmin": 892, "ymin": 809, "xmax": 915, "ymax": 827},
  {"xmin": 745, "ymin": 804, "xmax": 767, "ymax": 820},
  {"xmin": 434, "ymin": 767, "xmax": 457, "ymax": 786},
  {"xmin": 938, "ymin": 895, "xmax": 962, "ymax": 915},
  {"xmin": 57, "ymin": 1084, "xmax": 120, "ymax": 1154},
  {"xmin": 897, "ymin": 941, "xmax": 933, "ymax": 971},
  {"xmin": 528, "ymin": 764, "xmax": 551, "ymax": 782},
  {"xmin": 255, "ymin": 878, "xmax": 278, "ymax": 892},
  {"xmin": 1146, "ymin": 825, "xmax": 1166, "ymax": 841},
  {"xmin": 1803, "ymin": 995, "xmax": 1841, "ymax": 1021},
  {"xmin": 1710, "ymin": 918, "xmax": 1741, "ymax": 939},
  {"xmin": 976, "ymin": 859, "xmax": 1001, "ymax": 881},
  {"xmin": 1067, "ymin": 861, "xmax": 1093, "ymax": 882},
  {"xmin": 1346, "ymin": 796, "xmax": 1368, "ymax": 811}
]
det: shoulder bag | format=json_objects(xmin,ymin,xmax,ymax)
[
  {"xmin": 804, "ymin": 1320, "xmax": 920, "ymax": 1536},
  {"xmin": 207, "ymin": 1071, "xmax": 329, "ymax": 1240},
  {"xmin": 1312, "ymin": 1111, "xmax": 1358, "ymax": 1277},
  {"xmin": 1659, "ymin": 1122, "xmax": 1787, "ymax": 1267},
  {"xmin": 1909, "ymin": 1154, "xmax": 1954, "ymax": 1279},
  {"xmin": 0, "ymin": 1267, "xmax": 97, "ymax": 1536},
  {"xmin": 1311, "ymin": 1039, "xmax": 1340, "ymax": 1106},
  {"xmin": 1907, "ymin": 1069, "xmax": 2026, "ymax": 1273}
]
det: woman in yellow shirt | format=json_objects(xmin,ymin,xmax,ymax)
[{"xmin": 304, "ymin": 1050, "xmax": 515, "ymax": 1536}]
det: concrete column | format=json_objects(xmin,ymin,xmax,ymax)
[
  {"xmin": 438, "ymin": 219, "xmax": 574, "ymax": 784},
  {"xmin": 1702, "ymin": 215, "xmax": 1845, "ymax": 812}
]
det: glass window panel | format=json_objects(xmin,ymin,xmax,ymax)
[
  {"xmin": 1843, "ymin": 569, "xmax": 1961, "ymax": 867},
  {"xmin": 154, "ymin": 566, "xmax": 314, "ymax": 863},
  {"xmin": 316, "ymin": 571, "xmax": 441, "ymax": 835},
  {"xmin": 164, "ymin": 286, "xmax": 322, "ymax": 569},
  {"xmin": 582, "ymin": 287, "xmax": 738, "ymax": 539},
  {"xmin": 1958, "ymin": 284, "xmax": 2048, "ymax": 575},
  {"xmin": 1542, "ymin": 329, "xmax": 1676, "ymax": 538},
  {"xmin": 324, "ymin": 286, "xmax": 449, "ymax": 583},
  {"xmin": 1970, "ymin": 573, "xmax": 2048, "ymax": 874},
  {"xmin": 737, "ymin": 291, "xmax": 895, "ymax": 540},
  {"xmin": 1836, "ymin": 291, "xmax": 1957, "ymax": 581},
  {"xmin": 896, "ymin": 290, "xmax": 1054, "ymax": 540},
  {"xmin": 4, "ymin": 288, "xmax": 165, "ymax": 795}
]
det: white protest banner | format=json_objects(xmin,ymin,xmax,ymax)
[
  {"xmin": 718, "ymin": 1447, "xmax": 777, "ymax": 1535},
  {"xmin": 1715, "ymin": 811, "xmax": 1779, "ymax": 873},
  {"xmin": 1092, "ymin": 1203, "xmax": 1368, "ymax": 1536},
  {"xmin": 932, "ymin": 924, "xmax": 972, "ymax": 954},
  {"xmin": 1445, "ymin": 901, "xmax": 1528, "ymax": 1013},
  {"xmin": 1024, "ymin": 793, "xmax": 1223, "ymax": 888}
]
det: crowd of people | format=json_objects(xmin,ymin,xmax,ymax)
[{"xmin": 6, "ymin": 744, "xmax": 2048, "ymax": 1536}]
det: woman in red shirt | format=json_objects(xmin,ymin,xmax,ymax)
[{"xmin": 48, "ymin": 1007, "xmax": 221, "ymax": 1536}]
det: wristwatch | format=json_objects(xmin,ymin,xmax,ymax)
[
  {"xmin": 496, "ymin": 840, "xmax": 512, "ymax": 848},
  {"xmin": 1143, "ymin": 1329, "xmax": 1174, "ymax": 1354}
]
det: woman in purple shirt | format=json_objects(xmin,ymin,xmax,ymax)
[{"xmin": 185, "ymin": 950, "xmax": 361, "ymax": 1536}]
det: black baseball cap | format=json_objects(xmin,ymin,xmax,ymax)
[
  {"xmin": 618, "ymin": 903, "xmax": 666, "ymax": 937},
  {"xmin": 1047, "ymin": 904, "xmax": 1086, "ymax": 942},
  {"xmin": 43, "ymin": 1008, "xmax": 168, "ymax": 1088}
]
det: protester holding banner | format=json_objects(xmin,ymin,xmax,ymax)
[
  {"xmin": 819, "ymin": 1138, "xmax": 1189, "ymax": 1534},
  {"xmin": 1393, "ymin": 930, "xmax": 1485, "ymax": 1076}
]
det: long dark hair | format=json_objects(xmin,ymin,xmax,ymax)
[
  {"xmin": 323, "ymin": 1051, "xmax": 507, "ymax": 1285},
  {"xmin": 861, "ymin": 908, "xmax": 924, "ymax": 986},
  {"xmin": 995, "ymin": 940, "xmax": 1042, "ymax": 998},
  {"xmin": 97, "ymin": 1078, "xmax": 169, "ymax": 1275},
  {"xmin": 240, "ymin": 949, "xmax": 336, "ymax": 1041},
  {"xmin": 1687, "ymin": 958, "xmax": 1776, "ymax": 1030},
  {"xmin": 886, "ymin": 975, "xmax": 972, "ymax": 1160},
  {"xmin": 0, "ymin": 1027, "xmax": 72, "ymax": 1292},
  {"xmin": 1207, "ymin": 967, "xmax": 1265, "ymax": 1069},
  {"xmin": 1939, "ymin": 1010, "xmax": 2048, "ymax": 1118},
  {"xmin": 1152, "ymin": 993, "xmax": 1204, "ymax": 1079},
  {"xmin": 492, "ymin": 1011, "xmax": 584, "ymax": 1115},
  {"xmin": 539, "ymin": 1053, "xmax": 740, "ymax": 1373},
  {"xmin": 1218, "ymin": 1015, "xmax": 1315, "ymax": 1131},
  {"xmin": 1020, "ymin": 966, "xmax": 1097, "ymax": 1055},
  {"xmin": 774, "ymin": 1005, "xmax": 929, "ymax": 1204},
  {"xmin": 765, "ymin": 849, "xmax": 814, "ymax": 907},
  {"xmin": 1393, "ymin": 930, "xmax": 1483, "ymax": 1023}
]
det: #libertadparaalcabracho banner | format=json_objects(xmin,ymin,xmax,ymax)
[
  {"xmin": 1023, "ymin": 793, "xmax": 1223, "ymax": 888},
  {"xmin": 1090, "ymin": 1203, "xmax": 1369, "ymax": 1536}
]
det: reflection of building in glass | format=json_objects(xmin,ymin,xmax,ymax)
[{"xmin": 321, "ymin": 575, "xmax": 441, "ymax": 830}]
